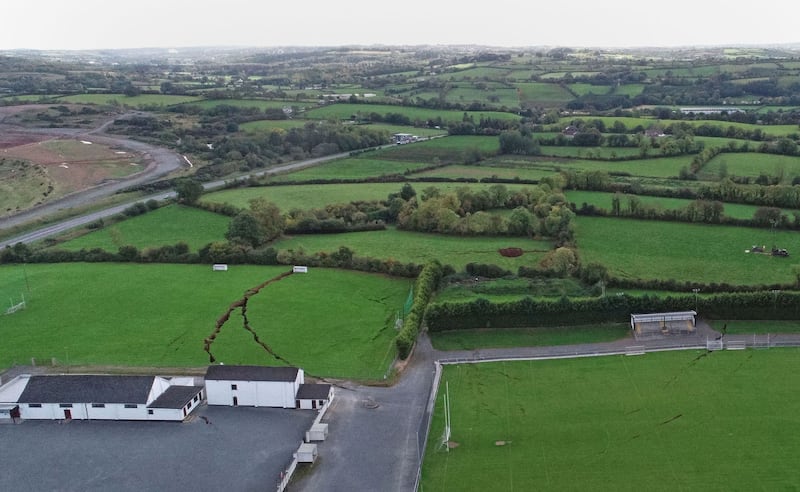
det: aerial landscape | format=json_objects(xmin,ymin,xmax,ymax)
[{"xmin": 1, "ymin": 1, "xmax": 800, "ymax": 491}]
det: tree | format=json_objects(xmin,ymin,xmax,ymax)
[
  {"xmin": 226, "ymin": 211, "xmax": 264, "ymax": 248},
  {"xmin": 248, "ymin": 198, "xmax": 285, "ymax": 242},
  {"xmin": 400, "ymin": 183, "xmax": 417, "ymax": 201},
  {"xmin": 175, "ymin": 178, "xmax": 203, "ymax": 205}
]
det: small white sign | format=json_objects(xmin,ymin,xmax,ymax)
[
  {"xmin": 292, "ymin": 266, "xmax": 308, "ymax": 273},
  {"xmin": 212, "ymin": 264, "xmax": 228, "ymax": 271}
]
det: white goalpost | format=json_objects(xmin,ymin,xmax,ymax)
[
  {"xmin": 5, "ymin": 293, "xmax": 26, "ymax": 315},
  {"xmin": 438, "ymin": 381, "xmax": 452, "ymax": 452}
]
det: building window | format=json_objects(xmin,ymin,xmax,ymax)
[
  {"xmin": 194, "ymin": 395, "xmax": 199, "ymax": 402},
  {"xmin": 124, "ymin": 404, "xmax": 137, "ymax": 409},
  {"xmin": 231, "ymin": 384, "xmax": 237, "ymax": 390},
  {"xmin": 148, "ymin": 409, "xmax": 154, "ymax": 415},
  {"xmin": 187, "ymin": 401, "xmax": 192, "ymax": 409},
  {"xmin": 92, "ymin": 403, "xmax": 105, "ymax": 408},
  {"xmin": 28, "ymin": 403, "xmax": 42, "ymax": 408},
  {"xmin": 59, "ymin": 404, "xmax": 73, "ymax": 408}
]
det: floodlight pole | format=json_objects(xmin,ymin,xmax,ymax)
[{"xmin": 692, "ymin": 288, "xmax": 700, "ymax": 312}]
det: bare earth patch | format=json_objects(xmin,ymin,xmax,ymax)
[{"xmin": 1, "ymin": 138, "xmax": 145, "ymax": 214}]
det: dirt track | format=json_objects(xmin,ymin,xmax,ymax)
[{"xmin": 0, "ymin": 107, "xmax": 186, "ymax": 230}]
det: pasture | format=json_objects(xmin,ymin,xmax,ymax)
[
  {"xmin": 56, "ymin": 205, "xmax": 230, "ymax": 252},
  {"xmin": 271, "ymin": 227, "xmax": 552, "ymax": 271},
  {"xmin": 301, "ymin": 103, "xmax": 520, "ymax": 124},
  {"xmin": 564, "ymin": 190, "xmax": 793, "ymax": 220},
  {"xmin": 700, "ymin": 153, "xmax": 800, "ymax": 183},
  {"xmin": 0, "ymin": 263, "xmax": 410, "ymax": 379},
  {"xmin": 409, "ymin": 164, "xmax": 555, "ymax": 181},
  {"xmin": 429, "ymin": 324, "xmax": 629, "ymax": 350},
  {"xmin": 184, "ymin": 98, "xmax": 304, "ymax": 111},
  {"xmin": 56, "ymin": 94, "xmax": 201, "ymax": 106},
  {"xmin": 422, "ymin": 350, "xmax": 800, "ymax": 491},
  {"xmin": 203, "ymin": 182, "xmax": 538, "ymax": 211},
  {"xmin": 515, "ymin": 82, "xmax": 574, "ymax": 105},
  {"xmin": 575, "ymin": 216, "xmax": 800, "ymax": 285},
  {"xmin": 269, "ymin": 157, "xmax": 431, "ymax": 181}
]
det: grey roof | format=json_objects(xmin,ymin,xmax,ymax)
[
  {"xmin": 205, "ymin": 365, "xmax": 299, "ymax": 382},
  {"xmin": 17, "ymin": 375, "xmax": 155, "ymax": 404},
  {"xmin": 148, "ymin": 386, "xmax": 203, "ymax": 409},
  {"xmin": 296, "ymin": 384, "xmax": 332, "ymax": 401}
]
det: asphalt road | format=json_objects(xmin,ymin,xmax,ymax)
[{"xmin": 0, "ymin": 138, "xmax": 365, "ymax": 249}]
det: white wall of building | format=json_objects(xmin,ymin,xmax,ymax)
[{"xmin": 206, "ymin": 372, "xmax": 302, "ymax": 408}]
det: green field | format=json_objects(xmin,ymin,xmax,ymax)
[
  {"xmin": 701, "ymin": 153, "xmax": 800, "ymax": 183},
  {"xmin": 270, "ymin": 157, "xmax": 431, "ymax": 181},
  {"xmin": 539, "ymin": 146, "xmax": 643, "ymax": 159},
  {"xmin": 302, "ymin": 103, "xmax": 520, "ymax": 124},
  {"xmin": 0, "ymin": 263, "xmax": 410, "ymax": 378},
  {"xmin": 185, "ymin": 98, "xmax": 305, "ymax": 111},
  {"xmin": 560, "ymin": 116, "xmax": 800, "ymax": 138},
  {"xmin": 422, "ymin": 350, "xmax": 800, "ymax": 490},
  {"xmin": 565, "ymin": 190, "xmax": 794, "ymax": 220},
  {"xmin": 239, "ymin": 119, "xmax": 310, "ymax": 132},
  {"xmin": 203, "ymin": 182, "xmax": 537, "ymax": 211},
  {"xmin": 410, "ymin": 164, "xmax": 556, "ymax": 181},
  {"xmin": 709, "ymin": 319, "xmax": 800, "ymax": 334},
  {"xmin": 56, "ymin": 94, "xmax": 201, "ymax": 106},
  {"xmin": 516, "ymin": 82, "xmax": 575, "ymax": 104},
  {"xmin": 429, "ymin": 324, "xmax": 629, "ymax": 350},
  {"xmin": 374, "ymin": 136, "xmax": 500, "ymax": 163},
  {"xmin": 576, "ymin": 216, "xmax": 800, "ymax": 285},
  {"xmin": 56, "ymin": 205, "xmax": 230, "ymax": 251},
  {"xmin": 272, "ymin": 227, "xmax": 552, "ymax": 271}
]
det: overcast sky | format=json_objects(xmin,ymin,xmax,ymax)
[{"xmin": 2, "ymin": 0, "xmax": 798, "ymax": 51}]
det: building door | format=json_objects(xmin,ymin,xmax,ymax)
[
  {"xmin": 64, "ymin": 409, "xmax": 72, "ymax": 419},
  {"xmin": 232, "ymin": 396, "xmax": 238, "ymax": 407},
  {"xmin": 312, "ymin": 400, "xmax": 317, "ymax": 409}
]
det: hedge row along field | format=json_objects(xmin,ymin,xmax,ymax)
[{"xmin": 425, "ymin": 291, "xmax": 800, "ymax": 331}]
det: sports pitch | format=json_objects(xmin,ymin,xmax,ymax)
[
  {"xmin": 422, "ymin": 349, "xmax": 800, "ymax": 490},
  {"xmin": 0, "ymin": 263, "xmax": 411, "ymax": 379}
]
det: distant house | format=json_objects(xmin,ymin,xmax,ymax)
[
  {"xmin": 562, "ymin": 125, "xmax": 579, "ymax": 137},
  {"xmin": 0, "ymin": 374, "xmax": 203, "ymax": 421},
  {"xmin": 644, "ymin": 127, "xmax": 666, "ymax": 138},
  {"xmin": 205, "ymin": 365, "xmax": 304, "ymax": 408},
  {"xmin": 679, "ymin": 107, "xmax": 743, "ymax": 115}
]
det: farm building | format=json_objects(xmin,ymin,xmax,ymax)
[
  {"xmin": 296, "ymin": 383, "xmax": 334, "ymax": 410},
  {"xmin": 0, "ymin": 374, "xmax": 203, "ymax": 421},
  {"xmin": 393, "ymin": 133, "xmax": 416, "ymax": 144},
  {"xmin": 630, "ymin": 311, "xmax": 697, "ymax": 339},
  {"xmin": 205, "ymin": 365, "xmax": 304, "ymax": 408}
]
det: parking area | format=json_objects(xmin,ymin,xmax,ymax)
[{"xmin": 0, "ymin": 405, "xmax": 316, "ymax": 492}]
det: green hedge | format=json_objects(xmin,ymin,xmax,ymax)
[
  {"xmin": 425, "ymin": 291, "xmax": 800, "ymax": 331},
  {"xmin": 395, "ymin": 260, "xmax": 445, "ymax": 359}
]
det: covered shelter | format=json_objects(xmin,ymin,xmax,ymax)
[{"xmin": 630, "ymin": 311, "xmax": 697, "ymax": 339}]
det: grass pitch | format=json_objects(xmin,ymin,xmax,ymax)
[
  {"xmin": 422, "ymin": 350, "xmax": 800, "ymax": 491},
  {"xmin": 0, "ymin": 263, "xmax": 410, "ymax": 379}
]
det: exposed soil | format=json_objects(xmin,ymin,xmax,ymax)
[{"xmin": 499, "ymin": 247, "xmax": 524, "ymax": 257}]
